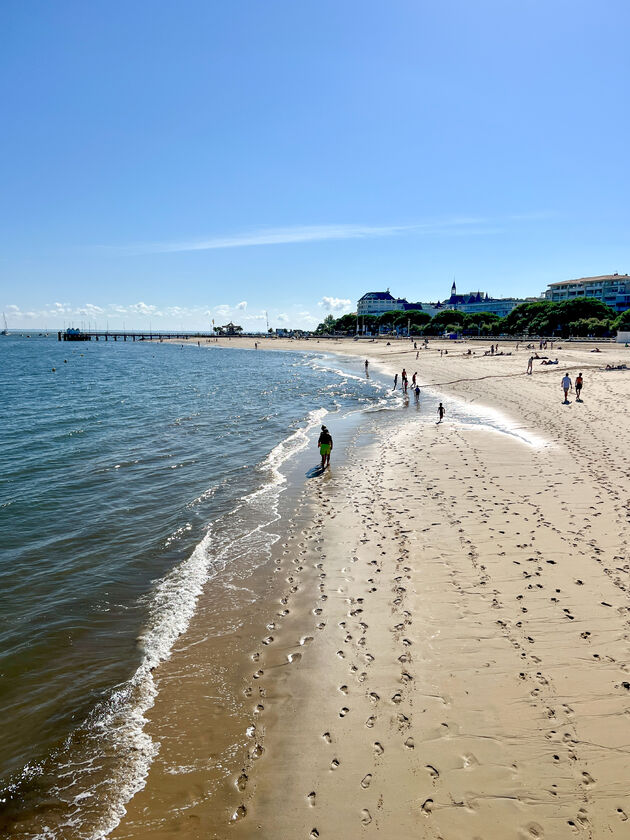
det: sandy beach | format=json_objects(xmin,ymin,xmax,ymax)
[{"xmin": 112, "ymin": 336, "xmax": 630, "ymax": 839}]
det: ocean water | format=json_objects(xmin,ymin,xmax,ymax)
[{"xmin": 0, "ymin": 336, "xmax": 392, "ymax": 837}]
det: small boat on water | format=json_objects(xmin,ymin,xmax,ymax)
[{"xmin": 1, "ymin": 313, "xmax": 8, "ymax": 335}]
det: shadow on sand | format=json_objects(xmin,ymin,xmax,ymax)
[{"xmin": 306, "ymin": 464, "xmax": 326, "ymax": 479}]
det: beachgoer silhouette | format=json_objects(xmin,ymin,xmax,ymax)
[
  {"xmin": 561, "ymin": 373, "xmax": 572, "ymax": 403},
  {"xmin": 437, "ymin": 402, "xmax": 445, "ymax": 423},
  {"xmin": 393, "ymin": 373, "xmax": 398, "ymax": 390},
  {"xmin": 318, "ymin": 425, "xmax": 333, "ymax": 468},
  {"xmin": 527, "ymin": 356, "xmax": 533, "ymax": 375},
  {"xmin": 575, "ymin": 372, "xmax": 583, "ymax": 401}
]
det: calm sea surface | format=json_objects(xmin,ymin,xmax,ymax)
[{"xmin": 0, "ymin": 336, "xmax": 392, "ymax": 837}]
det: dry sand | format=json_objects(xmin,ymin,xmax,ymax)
[{"xmin": 113, "ymin": 336, "xmax": 630, "ymax": 839}]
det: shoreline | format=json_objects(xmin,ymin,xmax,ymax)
[{"xmin": 113, "ymin": 337, "xmax": 630, "ymax": 839}]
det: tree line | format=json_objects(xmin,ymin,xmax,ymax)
[{"xmin": 316, "ymin": 298, "xmax": 630, "ymax": 337}]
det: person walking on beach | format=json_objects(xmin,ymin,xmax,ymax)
[
  {"xmin": 365, "ymin": 359, "xmax": 369, "ymax": 373},
  {"xmin": 412, "ymin": 372, "xmax": 417, "ymax": 387},
  {"xmin": 437, "ymin": 402, "xmax": 445, "ymax": 423},
  {"xmin": 393, "ymin": 373, "xmax": 398, "ymax": 390},
  {"xmin": 318, "ymin": 425, "xmax": 333, "ymax": 468},
  {"xmin": 414, "ymin": 384, "xmax": 420, "ymax": 404},
  {"xmin": 527, "ymin": 356, "xmax": 533, "ymax": 375},
  {"xmin": 561, "ymin": 372, "xmax": 572, "ymax": 403},
  {"xmin": 575, "ymin": 372, "xmax": 583, "ymax": 401}
]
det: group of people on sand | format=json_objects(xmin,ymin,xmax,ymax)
[
  {"xmin": 393, "ymin": 368, "xmax": 420, "ymax": 399},
  {"xmin": 561, "ymin": 372, "xmax": 584, "ymax": 403},
  {"xmin": 318, "ymin": 362, "xmax": 448, "ymax": 467}
]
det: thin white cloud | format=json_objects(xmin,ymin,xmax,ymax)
[
  {"xmin": 133, "ymin": 224, "xmax": 413, "ymax": 253},
  {"xmin": 120, "ymin": 218, "xmax": 497, "ymax": 255},
  {"xmin": 236, "ymin": 300, "xmax": 247, "ymax": 310}
]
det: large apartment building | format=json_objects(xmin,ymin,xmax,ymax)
[
  {"xmin": 445, "ymin": 282, "xmax": 528, "ymax": 317},
  {"xmin": 357, "ymin": 290, "xmax": 425, "ymax": 316},
  {"xmin": 357, "ymin": 284, "xmax": 527, "ymax": 320},
  {"xmin": 544, "ymin": 274, "xmax": 630, "ymax": 312}
]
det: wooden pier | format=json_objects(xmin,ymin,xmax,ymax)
[{"xmin": 58, "ymin": 331, "xmax": 218, "ymax": 342}]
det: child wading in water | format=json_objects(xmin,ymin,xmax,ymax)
[{"xmin": 318, "ymin": 425, "xmax": 333, "ymax": 468}]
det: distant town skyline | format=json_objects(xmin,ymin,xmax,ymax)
[{"xmin": 2, "ymin": 1, "xmax": 629, "ymax": 330}]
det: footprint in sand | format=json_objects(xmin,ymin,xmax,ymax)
[
  {"xmin": 421, "ymin": 798, "xmax": 434, "ymax": 815},
  {"xmin": 231, "ymin": 804, "xmax": 247, "ymax": 822},
  {"xmin": 307, "ymin": 791, "xmax": 316, "ymax": 806},
  {"xmin": 373, "ymin": 741, "xmax": 384, "ymax": 756},
  {"xmin": 521, "ymin": 822, "xmax": 544, "ymax": 838},
  {"xmin": 361, "ymin": 809, "xmax": 372, "ymax": 825},
  {"xmin": 330, "ymin": 758, "xmax": 340, "ymax": 770},
  {"xmin": 361, "ymin": 773, "xmax": 373, "ymax": 789}
]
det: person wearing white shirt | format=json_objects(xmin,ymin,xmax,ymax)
[{"xmin": 561, "ymin": 373, "xmax": 572, "ymax": 403}]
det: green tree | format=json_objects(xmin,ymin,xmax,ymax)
[
  {"xmin": 333, "ymin": 313, "xmax": 358, "ymax": 334},
  {"xmin": 613, "ymin": 310, "xmax": 630, "ymax": 331},
  {"xmin": 462, "ymin": 311, "xmax": 501, "ymax": 328},
  {"xmin": 503, "ymin": 298, "xmax": 615, "ymax": 336},
  {"xmin": 428, "ymin": 310, "xmax": 465, "ymax": 332},
  {"xmin": 406, "ymin": 310, "xmax": 432, "ymax": 327},
  {"xmin": 359, "ymin": 314, "xmax": 379, "ymax": 333},
  {"xmin": 315, "ymin": 314, "xmax": 337, "ymax": 334}
]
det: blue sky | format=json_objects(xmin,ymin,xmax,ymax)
[{"xmin": 1, "ymin": 0, "xmax": 629, "ymax": 330}]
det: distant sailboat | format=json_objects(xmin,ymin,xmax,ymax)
[{"xmin": 1, "ymin": 313, "xmax": 8, "ymax": 335}]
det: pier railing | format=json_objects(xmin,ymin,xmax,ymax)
[{"xmin": 58, "ymin": 331, "xmax": 222, "ymax": 342}]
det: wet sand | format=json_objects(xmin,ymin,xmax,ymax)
[{"xmin": 114, "ymin": 337, "xmax": 630, "ymax": 839}]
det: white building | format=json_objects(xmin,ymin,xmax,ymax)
[
  {"xmin": 357, "ymin": 283, "xmax": 528, "ymax": 321},
  {"xmin": 357, "ymin": 290, "xmax": 446, "ymax": 318},
  {"xmin": 357, "ymin": 291, "xmax": 406, "ymax": 316},
  {"xmin": 544, "ymin": 274, "xmax": 630, "ymax": 312},
  {"xmin": 455, "ymin": 297, "xmax": 530, "ymax": 318}
]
